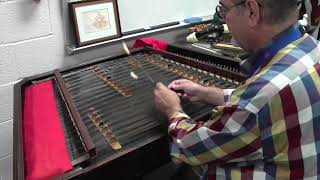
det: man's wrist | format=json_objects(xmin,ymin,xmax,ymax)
[
  {"xmin": 167, "ymin": 107, "xmax": 183, "ymax": 119},
  {"xmin": 168, "ymin": 110, "xmax": 190, "ymax": 124},
  {"xmin": 168, "ymin": 111, "xmax": 181, "ymax": 119},
  {"xmin": 199, "ymin": 86, "xmax": 210, "ymax": 102},
  {"xmin": 204, "ymin": 86, "xmax": 224, "ymax": 106}
]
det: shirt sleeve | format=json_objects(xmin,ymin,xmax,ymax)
[
  {"xmin": 223, "ymin": 89, "xmax": 235, "ymax": 105},
  {"xmin": 168, "ymin": 104, "xmax": 262, "ymax": 166}
]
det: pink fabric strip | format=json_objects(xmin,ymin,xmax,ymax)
[{"xmin": 23, "ymin": 80, "xmax": 72, "ymax": 180}]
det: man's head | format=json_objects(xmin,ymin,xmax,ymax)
[{"xmin": 217, "ymin": 0, "xmax": 299, "ymax": 52}]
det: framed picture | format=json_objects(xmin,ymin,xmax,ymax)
[{"xmin": 71, "ymin": 0, "xmax": 121, "ymax": 47}]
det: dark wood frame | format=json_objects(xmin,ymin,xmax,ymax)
[
  {"xmin": 13, "ymin": 47, "xmax": 246, "ymax": 180},
  {"xmin": 71, "ymin": 0, "xmax": 122, "ymax": 47},
  {"xmin": 13, "ymin": 47, "xmax": 170, "ymax": 180}
]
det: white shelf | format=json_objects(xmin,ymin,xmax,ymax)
[
  {"xmin": 66, "ymin": 22, "xmax": 189, "ymax": 55},
  {"xmin": 65, "ymin": 15, "xmax": 213, "ymax": 55}
]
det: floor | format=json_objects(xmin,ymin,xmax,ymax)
[{"xmin": 143, "ymin": 162, "xmax": 202, "ymax": 180}]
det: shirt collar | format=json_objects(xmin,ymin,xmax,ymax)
[{"xmin": 240, "ymin": 23, "xmax": 303, "ymax": 78}]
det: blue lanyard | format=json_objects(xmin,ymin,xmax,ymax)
[{"xmin": 252, "ymin": 25, "xmax": 303, "ymax": 73}]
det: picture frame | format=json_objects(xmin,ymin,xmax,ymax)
[{"xmin": 71, "ymin": 0, "xmax": 121, "ymax": 47}]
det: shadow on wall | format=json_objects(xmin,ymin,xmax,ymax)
[{"xmin": 18, "ymin": 0, "xmax": 42, "ymax": 21}]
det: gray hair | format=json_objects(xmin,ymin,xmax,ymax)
[
  {"xmin": 235, "ymin": 0, "xmax": 299, "ymax": 25},
  {"xmin": 258, "ymin": 0, "xmax": 299, "ymax": 24}
]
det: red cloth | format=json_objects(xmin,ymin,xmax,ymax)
[
  {"xmin": 23, "ymin": 80, "xmax": 72, "ymax": 180},
  {"xmin": 132, "ymin": 38, "xmax": 168, "ymax": 51}
]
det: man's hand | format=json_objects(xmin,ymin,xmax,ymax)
[
  {"xmin": 154, "ymin": 82, "xmax": 182, "ymax": 118},
  {"xmin": 168, "ymin": 79, "xmax": 225, "ymax": 106},
  {"xmin": 168, "ymin": 79, "xmax": 208, "ymax": 102}
]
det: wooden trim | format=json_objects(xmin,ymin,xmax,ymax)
[
  {"xmin": 146, "ymin": 47, "xmax": 246, "ymax": 83},
  {"xmin": 13, "ymin": 79, "xmax": 29, "ymax": 180},
  {"xmin": 54, "ymin": 70, "xmax": 96, "ymax": 157}
]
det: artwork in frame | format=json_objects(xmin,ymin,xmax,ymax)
[{"xmin": 71, "ymin": 0, "xmax": 121, "ymax": 47}]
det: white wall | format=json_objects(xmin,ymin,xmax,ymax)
[
  {"xmin": 117, "ymin": 0, "xmax": 217, "ymax": 32},
  {"xmin": 0, "ymin": 0, "xmax": 196, "ymax": 179}
]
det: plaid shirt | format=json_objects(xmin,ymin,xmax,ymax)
[{"xmin": 168, "ymin": 33, "xmax": 320, "ymax": 179}]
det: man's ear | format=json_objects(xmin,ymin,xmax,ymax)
[{"xmin": 245, "ymin": 0, "xmax": 262, "ymax": 27}]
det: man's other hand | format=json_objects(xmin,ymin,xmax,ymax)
[{"xmin": 154, "ymin": 82, "xmax": 182, "ymax": 118}]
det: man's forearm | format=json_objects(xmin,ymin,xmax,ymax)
[{"xmin": 201, "ymin": 86, "xmax": 225, "ymax": 106}]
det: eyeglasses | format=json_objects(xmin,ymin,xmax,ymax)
[{"xmin": 216, "ymin": 0, "xmax": 246, "ymax": 19}]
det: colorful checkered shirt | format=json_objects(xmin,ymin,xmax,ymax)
[{"xmin": 168, "ymin": 33, "xmax": 320, "ymax": 179}]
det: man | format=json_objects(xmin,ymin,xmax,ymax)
[{"xmin": 154, "ymin": 0, "xmax": 320, "ymax": 179}]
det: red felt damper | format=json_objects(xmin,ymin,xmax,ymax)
[
  {"xmin": 23, "ymin": 80, "xmax": 73, "ymax": 180},
  {"xmin": 132, "ymin": 38, "xmax": 168, "ymax": 51}
]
